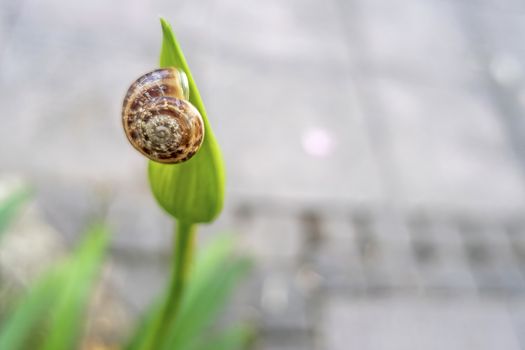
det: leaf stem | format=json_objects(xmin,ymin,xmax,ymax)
[
  {"xmin": 167, "ymin": 220, "xmax": 196, "ymax": 318},
  {"xmin": 154, "ymin": 220, "xmax": 196, "ymax": 348}
]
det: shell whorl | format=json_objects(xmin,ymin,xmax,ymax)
[{"xmin": 122, "ymin": 68, "xmax": 204, "ymax": 164}]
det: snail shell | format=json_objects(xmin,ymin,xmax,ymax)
[{"xmin": 122, "ymin": 68, "xmax": 205, "ymax": 164}]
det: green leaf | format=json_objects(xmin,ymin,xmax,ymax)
[
  {"xmin": 148, "ymin": 18, "xmax": 225, "ymax": 223},
  {"xmin": 0, "ymin": 224, "xmax": 109, "ymax": 350},
  {"xmin": 41, "ymin": 224, "xmax": 109, "ymax": 350},
  {"xmin": 0, "ymin": 186, "xmax": 31, "ymax": 239},
  {"xmin": 160, "ymin": 255, "xmax": 251, "ymax": 350},
  {"xmin": 0, "ymin": 267, "xmax": 61, "ymax": 350}
]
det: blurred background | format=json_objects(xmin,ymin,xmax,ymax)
[{"xmin": 1, "ymin": 0, "xmax": 525, "ymax": 349}]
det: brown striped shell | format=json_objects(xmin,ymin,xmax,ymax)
[{"xmin": 122, "ymin": 68, "xmax": 205, "ymax": 164}]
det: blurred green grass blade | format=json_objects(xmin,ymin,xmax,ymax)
[
  {"xmin": 160, "ymin": 255, "xmax": 252, "ymax": 350},
  {"xmin": 41, "ymin": 224, "xmax": 109, "ymax": 350},
  {"xmin": 0, "ymin": 186, "xmax": 31, "ymax": 238},
  {"xmin": 0, "ymin": 224, "xmax": 109, "ymax": 350},
  {"xmin": 0, "ymin": 267, "xmax": 62, "ymax": 350},
  {"xmin": 193, "ymin": 326, "xmax": 253, "ymax": 350},
  {"xmin": 149, "ymin": 18, "xmax": 225, "ymax": 223}
]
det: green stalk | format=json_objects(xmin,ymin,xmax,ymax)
[
  {"xmin": 166, "ymin": 220, "xmax": 196, "ymax": 320},
  {"xmin": 153, "ymin": 221, "xmax": 196, "ymax": 348}
]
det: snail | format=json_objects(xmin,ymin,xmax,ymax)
[{"xmin": 122, "ymin": 67, "xmax": 205, "ymax": 164}]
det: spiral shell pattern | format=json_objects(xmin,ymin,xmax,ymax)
[{"xmin": 122, "ymin": 68, "xmax": 205, "ymax": 164}]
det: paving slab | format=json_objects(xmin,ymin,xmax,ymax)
[
  {"xmin": 508, "ymin": 299, "xmax": 525, "ymax": 349},
  {"xmin": 312, "ymin": 217, "xmax": 366, "ymax": 292},
  {"xmin": 322, "ymin": 296, "xmax": 522, "ymax": 350},
  {"xmin": 407, "ymin": 215, "xmax": 478, "ymax": 293},
  {"xmin": 358, "ymin": 77, "xmax": 525, "ymax": 212},
  {"xmin": 236, "ymin": 213, "xmax": 303, "ymax": 265},
  {"xmin": 458, "ymin": 219, "xmax": 525, "ymax": 294},
  {"xmin": 252, "ymin": 265, "xmax": 316, "ymax": 333},
  {"xmin": 339, "ymin": 0, "xmax": 481, "ymax": 88}
]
